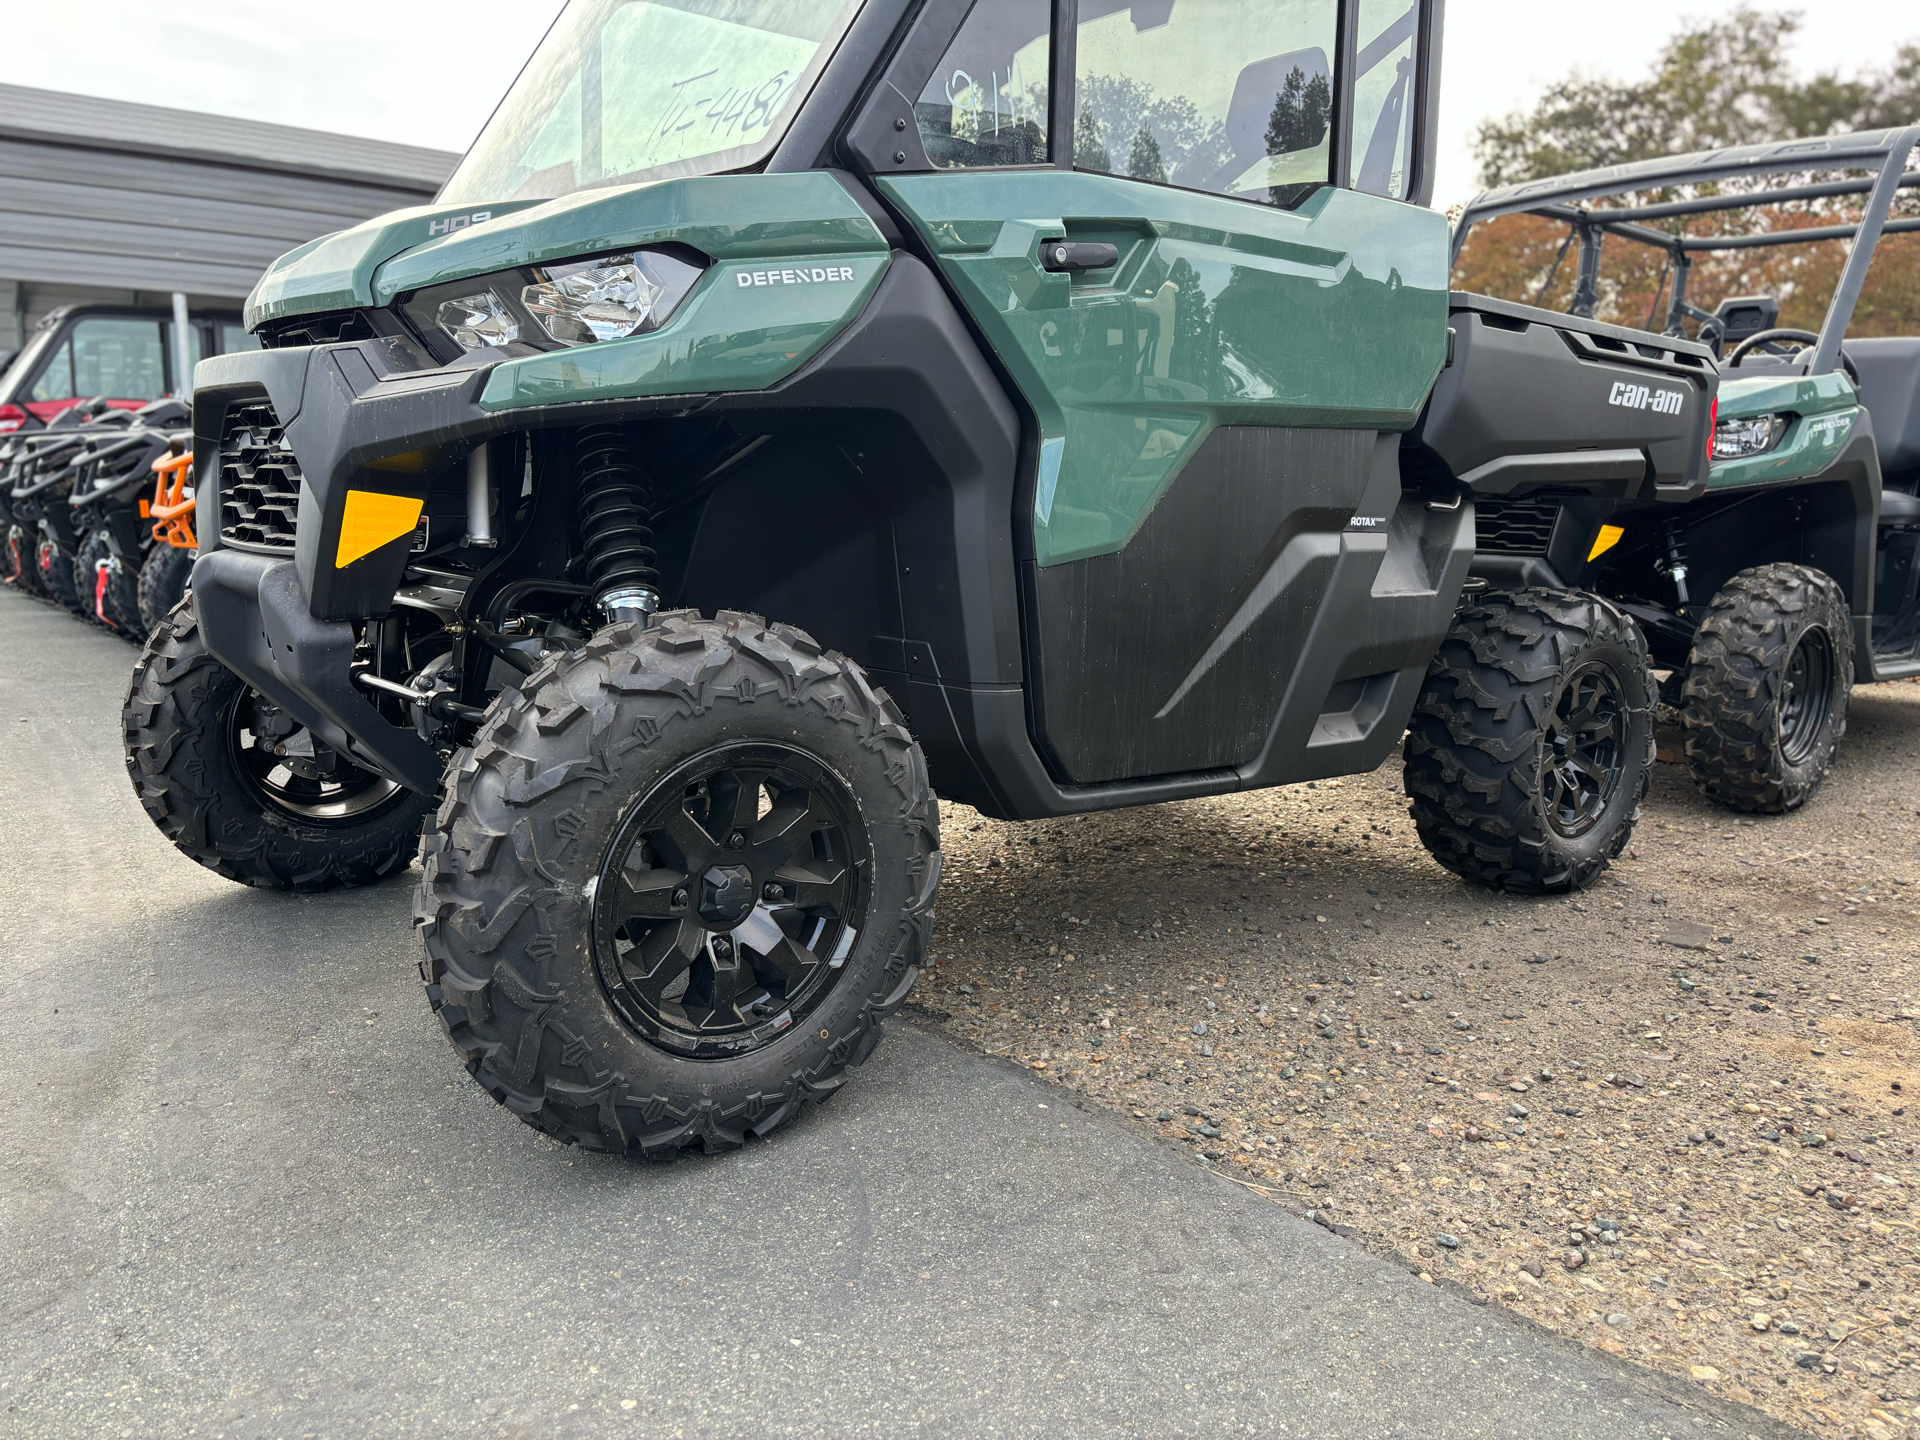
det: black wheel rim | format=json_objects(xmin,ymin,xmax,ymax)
[
  {"xmin": 1778, "ymin": 626, "xmax": 1835, "ymax": 766},
  {"xmin": 1539, "ymin": 661, "xmax": 1628, "ymax": 839},
  {"xmin": 225, "ymin": 689, "xmax": 403, "ymax": 822},
  {"xmin": 591, "ymin": 742, "xmax": 869, "ymax": 1061}
]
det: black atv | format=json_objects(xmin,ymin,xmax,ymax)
[
  {"xmin": 128, "ymin": 0, "xmax": 1736, "ymax": 1156},
  {"xmin": 66, "ymin": 400, "xmax": 192, "ymax": 637},
  {"xmin": 3, "ymin": 400, "xmax": 134, "ymax": 611},
  {"xmin": 1451, "ymin": 124, "xmax": 1920, "ymax": 812}
]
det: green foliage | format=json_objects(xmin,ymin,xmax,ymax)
[
  {"xmin": 1474, "ymin": 6, "xmax": 1919, "ymax": 187},
  {"xmin": 1264, "ymin": 65, "xmax": 1332, "ymax": 155},
  {"xmin": 1128, "ymin": 128, "xmax": 1168, "ymax": 183},
  {"xmin": 1074, "ymin": 74, "xmax": 1231, "ymax": 184},
  {"xmin": 1073, "ymin": 110, "xmax": 1112, "ymax": 173}
]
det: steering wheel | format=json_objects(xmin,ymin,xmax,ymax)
[{"xmin": 1727, "ymin": 328, "xmax": 1861, "ymax": 388}]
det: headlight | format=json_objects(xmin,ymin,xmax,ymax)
[
  {"xmin": 525, "ymin": 258, "xmax": 655, "ymax": 344},
  {"xmin": 435, "ymin": 291, "xmax": 518, "ymax": 350},
  {"xmin": 1712, "ymin": 412, "xmax": 1788, "ymax": 460},
  {"xmin": 397, "ymin": 248, "xmax": 704, "ymax": 362}
]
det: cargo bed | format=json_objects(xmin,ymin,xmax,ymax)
[{"xmin": 1407, "ymin": 293, "xmax": 1720, "ymax": 504}]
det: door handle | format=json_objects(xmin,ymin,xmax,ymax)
[{"xmin": 1040, "ymin": 240, "xmax": 1119, "ymax": 273}]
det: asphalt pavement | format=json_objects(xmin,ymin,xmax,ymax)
[{"xmin": 0, "ymin": 586, "xmax": 1795, "ymax": 1439}]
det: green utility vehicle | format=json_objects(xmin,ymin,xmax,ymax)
[
  {"xmin": 1450, "ymin": 127, "xmax": 1919, "ymax": 813},
  {"xmin": 125, "ymin": 0, "xmax": 1725, "ymax": 1155}
]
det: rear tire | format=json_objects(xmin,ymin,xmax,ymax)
[
  {"xmin": 1681, "ymin": 563, "xmax": 1852, "ymax": 813},
  {"xmin": 138, "ymin": 545, "xmax": 195, "ymax": 633},
  {"xmin": 415, "ymin": 610, "xmax": 939, "ymax": 1159},
  {"xmin": 123, "ymin": 602, "xmax": 431, "ymax": 890},
  {"xmin": 1405, "ymin": 588, "xmax": 1655, "ymax": 894}
]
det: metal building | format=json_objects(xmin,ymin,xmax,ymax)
[{"xmin": 0, "ymin": 82, "xmax": 457, "ymax": 358}]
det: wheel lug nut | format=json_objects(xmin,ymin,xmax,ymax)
[
  {"xmin": 729, "ymin": 830, "xmax": 747, "ymax": 848},
  {"xmin": 763, "ymin": 883, "xmax": 782, "ymax": 901},
  {"xmin": 672, "ymin": 888, "xmax": 689, "ymax": 908}
]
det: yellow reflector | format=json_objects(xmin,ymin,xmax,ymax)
[
  {"xmin": 1587, "ymin": 524, "xmax": 1625, "ymax": 562},
  {"xmin": 336, "ymin": 490, "xmax": 423, "ymax": 568}
]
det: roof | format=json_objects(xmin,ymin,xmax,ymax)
[
  {"xmin": 0, "ymin": 83, "xmax": 458, "ymax": 191},
  {"xmin": 1457, "ymin": 126, "xmax": 1921, "ymax": 233},
  {"xmin": 0, "ymin": 84, "xmax": 461, "ymax": 300}
]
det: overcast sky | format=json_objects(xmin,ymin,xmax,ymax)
[{"xmin": 2, "ymin": 0, "xmax": 1914, "ymax": 212}]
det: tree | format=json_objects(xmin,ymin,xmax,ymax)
[
  {"xmin": 1074, "ymin": 110, "xmax": 1112, "ymax": 174},
  {"xmin": 1473, "ymin": 7, "xmax": 1917, "ymax": 188},
  {"xmin": 1076, "ymin": 74, "xmax": 1231, "ymax": 184},
  {"xmin": 1455, "ymin": 7, "xmax": 1918, "ymax": 341},
  {"xmin": 1263, "ymin": 65, "xmax": 1333, "ymax": 204},
  {"xmin": 1264, "ymin": 65, "xmax": 1331, "ymax": 156},
  {"xmin": 1128, "ymin": 128, "xmax": 1167, "ymax": 184}
]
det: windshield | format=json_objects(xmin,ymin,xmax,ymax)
[{"xmin": 441, "ymin": 0, "xmax": 862, "ymax": 205}]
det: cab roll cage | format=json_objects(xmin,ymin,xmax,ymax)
[{"xmin": 1451, "ymin": 125, "xmax": 1921, "ymax": 377}]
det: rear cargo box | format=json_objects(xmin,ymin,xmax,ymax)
[{"xmin": 1409, "ymin": 293, "xmax": 1719, "ymax": 503}]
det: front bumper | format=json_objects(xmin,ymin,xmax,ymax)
[
  {"xmin": 191, "ymin": 549, "xmax": 444, "ymax": 794},
  {"xmin": 194, "ymin": 336, "xmax": 512, "ymax": 623},
  {"xmin": 189, "ymin": 338, "xmax": 506, "ymax": 796}
]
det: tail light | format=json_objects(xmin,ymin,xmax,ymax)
[
  {"xmin": 0, "ymin": 403, "xmax": 27, "ymax": 433},
  {"xmin": 1706, "ymin": 396, "xmax": 1718, "ymax": 462}
]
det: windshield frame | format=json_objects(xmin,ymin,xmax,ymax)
[{"xmin": 438, "ymin": 0, "xmax": 868, "ymax": 207}]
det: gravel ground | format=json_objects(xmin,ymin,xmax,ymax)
[{"xmin": 914, "ymin": 680, "xmax": 1919, "ymax": 1441}]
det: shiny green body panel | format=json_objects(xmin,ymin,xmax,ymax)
[
  {"xmin": 879, "ymin": 173, "xmax": 1450, "ymax": 566},
  {"xmin": 247, "ymin": 174, "xmax": 894, "ymax": 411},
  {"xmin": 370, "ymin": 173, "xmax": 889, "ymax": 302},
  {"xmin": 245, "ymin": 200, "xmax": 544, "ymax": 329},
  {"xmin": 1706, "ymin": 371, "xmax": 1863, "ymax": 492},
  {"xmin": 478, "ymin": 251, "xmax": 889, "ymax": 410}
]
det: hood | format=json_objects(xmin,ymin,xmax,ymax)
[
  {"xmin": 245, "ymin": 173, "xmax": 887, "ymax": 332},
  {"xmin": 245, "ymin": 200, "xmax": 543, "ymax": 331}
]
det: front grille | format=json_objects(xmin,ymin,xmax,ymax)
[
  {"xmin": 1475, "ymin": 496, "xmax": 1562, "ymax": 556},
  {"xmin": 217, "ymin": 401, "xmax": 301, "ymax": 549},
  {"xmin": 256, "ymin": 310, "xmax": 376, "ymax": 350}
]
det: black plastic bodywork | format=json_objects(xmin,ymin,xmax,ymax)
[{"xmin": 1413, "ymin": 294, "xmax": 1718, "ymax": 503}]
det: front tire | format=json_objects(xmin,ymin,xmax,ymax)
[
  {"xmin": 123, "ymin": 603, "xmax": 431, "ymax": 890},
  {"xmin": 138, "ymin": 545, "xmax": 195, "ymax": 633},
  {"xmin": 1681, "ymin": 563, "xmax": 1852, "ymax": 813},
  {"xmin": 74, "ymin": 529, "xmax": 142, "ymax": 635},
  {"xmin": 1405, "ymin": 588, "xmax": 1655, "ymax": 894},
  {"xmin": 415, "ymin": 610, "xmax": 939, "ymax": 1159}
]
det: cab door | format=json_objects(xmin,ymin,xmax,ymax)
[{"xmin": 857, "ymin": 0, "xmax": 1451, "ymax": 784}]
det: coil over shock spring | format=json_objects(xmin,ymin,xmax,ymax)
[
  {"xmin": 1661, "ymin": 520, "xmax": 1691, "ymax": 606},
  {"xmin": 575, "ymin": 423, "xmax": 661, "ymax": 623}
]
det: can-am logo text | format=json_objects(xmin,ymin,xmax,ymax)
[{"xmin": 1608, "ymin": 380, "xmax": 1685, "ymax": 415}]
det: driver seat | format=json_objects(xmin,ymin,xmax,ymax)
[{"xmin": 1713, "ymin": 295, "xmax": 1779, "ymax": 353}]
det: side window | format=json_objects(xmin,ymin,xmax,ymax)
[
  {"xmin": 29, "ymin": 338, "xmax": 73, "ymax": 402},
  {"xmin": 68, "ymin": 318, "xmax": 165, "ymax": 400},
  {"xmin": 218, "ymin": 322, "xmax": 262, "ymax": 355},
  {"xmin": 1073, "ymin": 0, "xmax": 1337, "ymax": 207},
  {"xmin": 914, "ymin": 0, "xmax": 1050, "ymax": 168},
  {"xmin": 1349, "ymin": 0, "xmax": 1418, "ymax": 198}
]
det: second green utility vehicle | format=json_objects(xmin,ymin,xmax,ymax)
[
  {"xmin": 127, "ymin": 0, "xmax": 1728, "ymax": 1155},
  {"xmin": 1450, "ymin": 126, "xmax": 1919, "ymax": 813}
]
